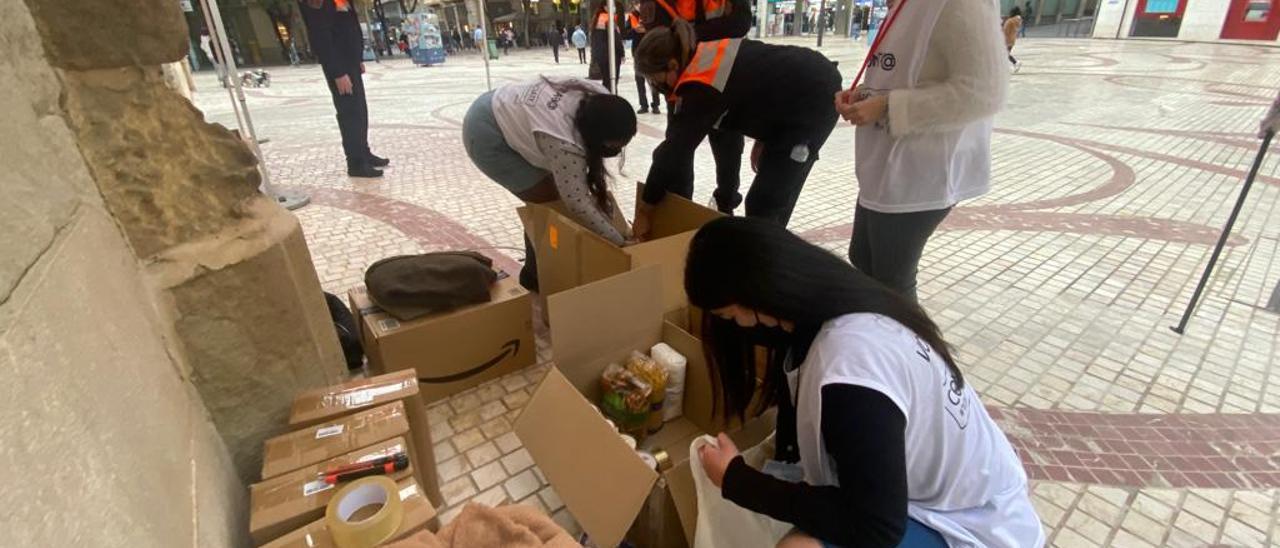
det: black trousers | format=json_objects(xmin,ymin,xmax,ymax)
[
  {"xmin": 634, "ymin": 62, "xmax": 658, "ymax": 110},
  {"xmin": 848, "ymin": 203, "xmax": 952, "ymax": 303},
  {"xmin": 577, "ymin": 48, "xmax": 587, "ymax": 63},
  {"xmin": 324, "ymin": 69, "xmax": 371, "ymax": 167},
  {"xmin": 552, "ymin": 43, "xmax": 560, "ymax": 63}
]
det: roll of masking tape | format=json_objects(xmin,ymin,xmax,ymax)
[
  {"xmin": 651, "ymin": 449, "xmax": 672, "ymax": 472},
  {"xmin": 326, "ymin": 476, "xmax": 404, "ymax": 548}
]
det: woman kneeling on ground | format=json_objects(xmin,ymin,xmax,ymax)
[
  {"xmin": 462, "ymin": 77, "xmax": 636, "ymax": 292},
  {"xmin": 687, "ymin": 217, "xmax": 1045, "ymax": 548}
]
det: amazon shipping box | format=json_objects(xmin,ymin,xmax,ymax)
[{"xmin": 347, "ymin": 276, "xmax": 535, "ymax": 403}]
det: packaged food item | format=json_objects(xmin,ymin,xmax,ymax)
[
  {"xmin": 636, "ymin": 450, "xmax": 658, "ymax": 470},
  {"xmin": 619, "ymin": 434, "xmax": 637, "ymax": 450},
  {"xmin": 599, "ymin": 363, "xmax": 653, "ymax": 438},
  {"xmin": 651, "ymin": 343, "xmax": 688, "ymax": 421},
  {"xmin": 625, "ymin": 351, "xmax": 668, "ymax": 434}
]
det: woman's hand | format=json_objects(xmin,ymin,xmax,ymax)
[
  {"xmin": 698, "ymin": 433, "xmax": 740, "ymax": 488},
  {"xmin": 632, "ymin": 200, "xmax": 656, "ymax": 242},
  {"xmin": 834, "ymin": 89, "xmax": 888, "ymax": 126}
]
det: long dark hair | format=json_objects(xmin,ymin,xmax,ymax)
[
  {"xmin": 685, "ymin": 217, "xmax": 963, "ymax": 420},
  {"xmin": 540, "ymin": 77, "xmax": 636, "ymax": 212}
]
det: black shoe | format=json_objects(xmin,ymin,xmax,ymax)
[
  {"xmin": 348, "ymin": 164, "xmax": 383, "ymax": 178},
  {"xmin": 638, "ymin": 107, "xmax": 650, "ymax": 114},
  {"xmin": 368, "ymin": 154, "xmax": 390, "ymax": 168},
  {"xmin": 652, "ymin": 105, "xmax": 661, "ymax": 115}
]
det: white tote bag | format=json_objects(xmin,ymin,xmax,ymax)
[{"xmin": 690, "ymin": 435, "xmax": 794, "ymax": 548}]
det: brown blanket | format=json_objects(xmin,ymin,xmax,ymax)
[{"xmin": 385, "ymin": 503, "xmax": 579, "ymax": 548}]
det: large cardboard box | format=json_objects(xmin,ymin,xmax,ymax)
[
  {"xmin": 513, "ymin": 267, "xmax": 773, "ymax": 548},
  {"xmin": 347, "ymin": 277, "xmax": 535, "ymax": 403},
  {"xmin": 259, "ymin": 477, "xmax": 437, "ymax": 548},
  {"xmin": 249, "ymin": 437, "xmax": 416, "ymax": 545},
  {"xmin": 261, "ymin": 401, "xmax": 411, "ymax": 480},
  {"xmin": 518, "ymin": 185, "xmax": 720, "ymax": 312},
  {"xmin": 289, "ymin": 370, "xmax": 442, "ymax": 508}
]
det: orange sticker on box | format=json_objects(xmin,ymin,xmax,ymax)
[{"xmin": 549, "ymin": 225, "xmax": 559, "ymax": 250}]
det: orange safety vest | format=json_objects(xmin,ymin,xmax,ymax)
[
  {"xmin": 628, "ymin": 12, "xmax": 641, "ymax": 29},
  {"xmin": 673, "ymin": 38, "xmax": 741, "ymax": 94},
  {"xmin": 595, "ymin": 11, "xmax": 615, "ymax": 30},
  {"xmin": 653, "ymin": 0, "xmax": 728, "ymax": 22},
  {"xmin": 334, "ymin": 0, "xmax": 350, "ymax": 10}
]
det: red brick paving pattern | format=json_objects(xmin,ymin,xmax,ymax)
[{"xmin": 994, "ymin": 407, "xmax": 1280, "ymax": 489}]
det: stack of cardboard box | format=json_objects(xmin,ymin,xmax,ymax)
[{"xmin": 247, "ymin": 371, "xmax": 445, "ymax": 546}]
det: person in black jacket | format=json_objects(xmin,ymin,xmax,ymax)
[
  {"xmin": 590, "ymin": 0, "xmax": 626, "ymax": 92},
  {"xmin": 298, "ymin": 0, "xmax": 389, "ymax": 178},
  {"xmin": 626, "ymin": 6, "xmax": 660, "ymax": 114},
  {"xmin": 639, "ymin": 0, "xmax": 752, "ymax": 214},
  {"xmin": 631, "ymin": 20, "xmax": 840, "ymax": 239}
]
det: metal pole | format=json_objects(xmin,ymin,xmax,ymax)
[
  {"xmin": 1171, "ymin": 130, "xmax": 1273, "ymax": 334},
  {"xmin": 606, "ymin": 0, "xmax": 617, "ymax": 94},
  {"xmin": 816, "ymin": 0, "xmax": 827, "ymax": 46},
  {"xmin": 197, "ymin": 0, "xmax": 246, "ymax": 136},
  {"xmin": 479, "ymin": 0, "xmax": 492, "ymax": 90},
  {"xmin": 756, "ymin": 0, "xmax": 768, "ymax": 37},
  {"xmin": 200, "ymin": 0, "xmax": 309, "ymax": 210}
]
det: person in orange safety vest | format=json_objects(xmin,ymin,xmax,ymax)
[
  {"xmin": 639, "ymin": 0, "xmax": 753, "ymax": 215},
  {"xmin": 590, "ymin": 0, "xmax": 626, "ymax": 92},
  {"xmin": 631, "ymin": 20, "xmax": 840, "ymax": 241}
]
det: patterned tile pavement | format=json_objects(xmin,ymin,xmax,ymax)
[{"xmin": 191, "ymin": 36, "xmax": 1280, "ymax": 546}]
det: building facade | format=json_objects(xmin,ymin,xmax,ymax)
[{"xmin": 1093, "ymin": 0, "xmax": 1280, "ymax": 43}]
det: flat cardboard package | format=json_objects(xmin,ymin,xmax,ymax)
[
  {"xmin": 249, "ymin": 437, "xmax": 416, "ymax": 545},
  {"xmin": 261, "ymin": 401, "xmax": 411, "ymax": 480},
  {"xmin": 288, "ymin": 370, "xmax": 442, "ymax": 508},
  {"xmin": 513, "ymin": 267, "xmax": 773, "ymax": 548},
  {"xmin": 518, "ymin": 185, "xmax": 720, "ymax": 312},
  {"xmin": 260, "ymin": 477, "xmax": 438, "ymax": 548},
  {"xmin": 347, "ymin": 276, "xmax": 535, "ymax": 403}
]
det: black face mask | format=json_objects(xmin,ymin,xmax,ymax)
[
  {"xmin": 741, "ymin": 312, "xmax": 791, "ymax": 348},
  {"xmin": 599, "ymin": 146, "xmax": 624, "ymax": 158}
]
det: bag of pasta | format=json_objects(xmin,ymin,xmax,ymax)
[
  {"xmin": 600, "ymin": 363, "xmax": 653, "ymax": 437},
  {"xmin": 626, "ymin": 351, "xmax": 669, "ymax": 434}
]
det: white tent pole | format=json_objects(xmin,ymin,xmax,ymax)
[
  {"xmin": 197, "ymin": 0, "xmax": 246, "ymax": 135},
  {"xmin": 479, "ymin": 0, "xmax": 492, "ymax": 90},
  {"xmin": 606, "ymin": 0, "xmax": 617, "ymax": 94},
  {"xmin": 199, "ymin": 0, "xmax": 309, "ymax": 209}
]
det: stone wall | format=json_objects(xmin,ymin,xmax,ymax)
[{"xmin": 2, "ymin": 0, "xmax": 347, "ymax": 545}]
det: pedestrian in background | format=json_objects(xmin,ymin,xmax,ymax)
[
  {"xmin": 473, "ymin": 25, "xmax": 486, "ymax": 55},
  {"xmin": 590, "ymin": 0, "xmax": 626, "ymax": 92},
  {"xmin": 298, "ymin": 0, "xmax": 390, "ymax": 178},
  {"xmin": 547, "ymin": 24, "xmax": 565, "ymax": 63},
  {"xmin": 572, "ymin": 25, "xmax": 589, "ymax": 64},
  {"xmin": 833, "ymin": 0, "xmax": 1008, "ymax": 302},
  {"xmin": 1004, "ymin": 7, "xmax": 1023, "ymax": 72},
  {"xmin": 1021, "ymin": 0, "xmax": 1032, "ymax": 37},
  {"xmin": 626, "ymin": 4, "xmax": 660, "ymax": 114}
]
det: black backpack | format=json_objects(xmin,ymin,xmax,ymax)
[{"xmin": 323, "ymin": 291, "xmax": 364, "ymax": 370}]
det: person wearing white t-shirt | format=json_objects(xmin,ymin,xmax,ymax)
[
  {"xmin": 686, "ymin": 217, "xmax": 1044, "ymax": 548},
  {"xmin": 833, "ymin": 0, "xmax": 1009, "ymax": 303},
  {"xmin": 461, "ymin": 77, "xmax": 636, "ymax": 291}
]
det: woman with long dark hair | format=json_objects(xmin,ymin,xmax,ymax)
[
  {"xmin": 462, "ymin": 77, "xmax": 636, "ymax": 291},
  {"xmin": 686, "ymin": 218, "xmax": 1043, "ymax": 548}
]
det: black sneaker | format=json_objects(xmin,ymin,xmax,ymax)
[
  {"xmin": 368, "ymin": 154, "xmax": 390, "ymax": 167},
  {"xmin": 348, "ymin": 164, "xmax": 384, "ymax": 178},
  {"xmin": 638, "ymin": 107, "xmax": 650, "ymax": 114},
  {"xmin": 651, "ymin": 104, "xmax": 661, "ymax": 115}
]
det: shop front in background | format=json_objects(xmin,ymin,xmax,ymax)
[
  {"xmin": 1130, "ymin": 0, "xmax": 1186, "ymax": 37},
  {"xmin": 1220, "ymin": 0, "xmax": 1280, "ymax": 40}
]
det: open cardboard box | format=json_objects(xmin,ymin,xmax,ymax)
[
  {"xmin": 518, "ymin": 184, "xmax": 720, "ymax": 313},
  {"xmin": 347, "ymin": 276, "xmax": 535, "ymax": 403},
  {"xmin": 513, "ymin": 267, "xmax": 774, "ymax": 548}
]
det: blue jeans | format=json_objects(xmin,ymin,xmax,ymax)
[{"xmin": 818, "ymin": 518, "xmax": 946, "ymax": 548}]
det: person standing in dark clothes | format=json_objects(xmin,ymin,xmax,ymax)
[
  {"xmin": 298, "ymin": 0, "xmax": 389, "ymax": 178},
  {"xmin": 626, "ymin": 4, "xmax": 660, "ymax": 114},
  {"xmin": 547, "ymin": 25, "xmax": 565, "ymax": 63},
  {"xmin": 590, "ymin": 0, "xmax": 626, "ymax": 92}
]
